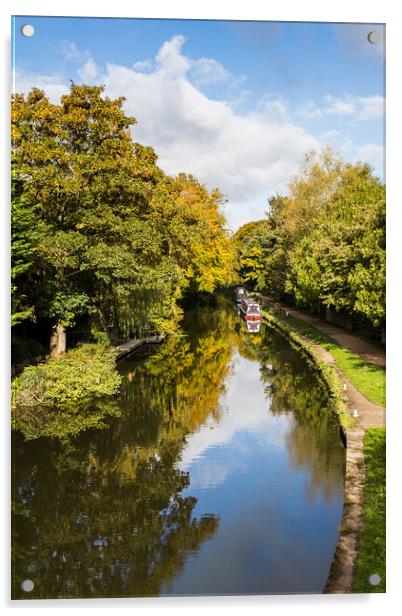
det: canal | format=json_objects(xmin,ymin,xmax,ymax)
[{"xmin": 12, "ymin": 299, "xmax": 345, "ymax": 599}]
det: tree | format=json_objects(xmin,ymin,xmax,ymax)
[
  {"xmin": 233, "ymin": 148, "xmax": 385, "ymax": 333},
  {"xmin": 12, "ymin": 85, "xmax": 237, "ymax": 357},
  {"xmin": 286, "ymin": 162, "xmax": 385, "ymax": 327},
  {"xmin": 233, "ymin": 202, "xmax": 289, "ymax": 295},
  {"xmin": 11, "ymin": 166, "xmax": 43, "ymax": 326},
  {"xmin": 158, "ymin": 173, "xmax": 237, "ymax": 294},
  {"xmin": 12, "ymin": 85, "xmax": 173, "ymax": 354},
  {"xmin": 232, "ymin": 220, "xmax": 266, "ymax": 289}
]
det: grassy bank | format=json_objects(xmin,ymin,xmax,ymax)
[
  {"xmin": 352, "ymin": 428, "xmax": 386, "ymax": 593},
  {"xmin": 263, "ymin": 305, "xmax": 385, "ymax": 407}
]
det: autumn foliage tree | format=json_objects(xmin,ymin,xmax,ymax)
[
  {"xmin": 234, "ymin": 149, "xmax": 385, "ymax": 335},
  {"xmin": 11, "ymin": 84, "xmax": 236, "ymax": 356}
]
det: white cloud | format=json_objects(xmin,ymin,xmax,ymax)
[
  {"xmin": 133, "ymin": 58, "xmax": 153, "ymax": 72},
  {"xmin": 190, "ymin": 57, "xmax": 230, "ymax": 86},
  {"xmin": 13, "ymin": 69, "xmax": 68, "ymax": 103},
  {"xmin": 228, "ymin": 89, "xmax": 251, "ymax": 113},
  {"xmin": 177, "ymin": 352, "xmax": 289, "ymax": 490},
  {"xmin": 100, "ymin": 36, "xmax": 319, "ymax": 229},
  {"xmin": 17, "ymin": 35, "xmax": 384, "ymax": 229},
  {"xmin": 318, "ymin": 130, "xmax": 353, "ymax": 154},
  {"xmin": 297, "ymin": 100, "xmax": 323, "ymax": 119},
  {"xmin": 357, "ymin": 95, "xmax": 384, "ymax": 121},
  {"xmin": 155, "ymin": 34, "xmax": 191, "ymax": 78},
  {"xmin": 298, "ymin": 94, "xmax": 384, "ymax": 123},
  {"xmin": 60, "ymin": 41, "xmax": 86, "ymax": 62},
  {"xmin": 324, "ymin": 96, "xmax": 356, "ymax": 117},
  {"xmin": 355, "ymin": 144, "xmax": 385, "ymax": 176},
  {"xmin": 78, "ymin": 58, "xmax": 98, "ymax": 83},
  {"xmin": 319, "ymin": 129, "xmax": 342, "ymax": 142},
  {"xmin": 255, "ymin": 95, "xmax": 288, "ymax": 121}
]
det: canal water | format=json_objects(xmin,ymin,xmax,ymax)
[{"xmin": 12, "ymin": 301, "xmax": 345, "ymax": 599}]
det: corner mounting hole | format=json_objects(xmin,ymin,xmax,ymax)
[
  {"xmin": 367, "ymin": 31, "xmax": 379, "ymax": 44},
  {"xmin": 21, "ymin": 24, "xmax": 35, "ymax": 37},
  {"xmin": 368, "ymin": 573, "xmax": 381, "ymax": 586},
  {"xmin": 21, "ymin": 579, "xmax": 34, "ymax": 592}
]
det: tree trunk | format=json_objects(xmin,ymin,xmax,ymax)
[{"xmin": 50, "ymin": 322, "xmax": 66, "ymax": 357}]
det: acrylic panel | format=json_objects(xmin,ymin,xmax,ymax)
[{"xmin": 11, "ymin": 16, "xmax": 386, "ymax": 600}]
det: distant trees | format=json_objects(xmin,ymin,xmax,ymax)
[
  {"xmin": 232, "ymin": 220, "xmax": 268, "ymax": 287},
  {"xmin": 11, "ymin": 84, "xmax": 237, "ymax": 355},
  {"xmin": 234, "ymin": 149, "xmax": 385, "ymax": 333}
]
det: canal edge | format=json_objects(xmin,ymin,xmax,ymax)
[
  {"xmin": 114, "ymin": 334, "xmax": 166, "ymax": 361},
  {"xmin": 260, "ymin": 309, "xmax": 364, "ymax": 593}
]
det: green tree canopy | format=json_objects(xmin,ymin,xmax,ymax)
[
  {"xmin": 12, "ymin": 84, "xmax": 236, "ymax": 354},
  {"xmin": 233, "ymin": 149, "xmax": 385, "ymax": 332}
]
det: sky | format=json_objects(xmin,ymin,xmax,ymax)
[{"xmin": 12, "ymin": 16, "xmax": 385, "ymax": 230}]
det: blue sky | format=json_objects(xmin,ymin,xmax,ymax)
[{"xmin": 12, "ymin": 16, "xmax": 385, "ymax": 230}]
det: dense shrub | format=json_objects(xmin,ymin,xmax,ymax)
[{"xmin": 12, "ymin": 342, "xmax": 121, "ymax": 408}]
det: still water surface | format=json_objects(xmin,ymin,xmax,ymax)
[{"xmin": 12, "ymin": 302, "xmax": 345, "ymax": 598}]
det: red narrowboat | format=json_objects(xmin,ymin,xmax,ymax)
[{"xmin": 239, "ymin": 297, "xmax": 261, "ymax": 321}]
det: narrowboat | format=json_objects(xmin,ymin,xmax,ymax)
[
  {"xmin": 239, "ymin": 297, "xmax": 261, "ymax": 321},
  {"xmin": 234, "ymin": 286, "xmax": 247, "ymax": 304},
  {"xmin": 244, "ymin": 319, "xmax": 261, "ymax": 333}
]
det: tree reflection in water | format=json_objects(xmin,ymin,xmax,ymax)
[
  {"xmin": 252, "ymin": 327, "xmax": 345, "ymax": 503},
  {"xmin": 12, "ymin": 302, "xmax": 238, "ymax": 599},
  {"xmin": 12, "ymin": 299, "xmax": 344, "ymax": 599},
  {"xmin": 12, "ymin": 432, "xmax": 219, "ymax": 598}
]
